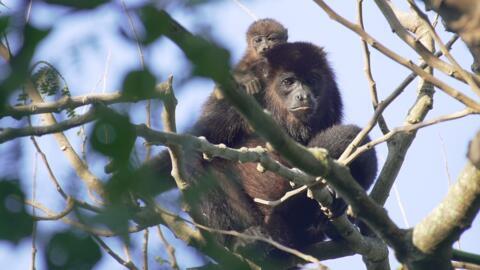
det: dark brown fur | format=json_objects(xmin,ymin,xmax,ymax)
[
  {"xmin": 188, "ymin": 42, "xmax": 377, "ymax": 251},
  {"xmin": 140, "ymin": 43, "xmax": 377, "ymax": 262}
]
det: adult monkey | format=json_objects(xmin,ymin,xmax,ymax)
[{"xmin": 143, "ymin": 43, "xmax": 377, "ymax": 262}]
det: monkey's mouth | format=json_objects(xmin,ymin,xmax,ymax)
[{"xmin": 289, "ymin": 106, "xmax": 312, "ymax": 112}]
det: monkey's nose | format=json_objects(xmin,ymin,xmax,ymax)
[{"xmin": 295, "ymin": 93, "xmax": 308, "ymax": 101}]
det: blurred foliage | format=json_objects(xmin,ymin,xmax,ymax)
[
  {"xmin": 43, "ymin": 0, "xmax": 108, "ymax": 10},
  {"xmin": 0, "ymin": 180, "xmax": 33, "ymax": 244},
  {"xmin": 0, "ymin": 16, "xmax": 9, "ymax": 33},
  {"xmin": 122, "ymin": 69, "xmax": 157, "ymax": 99},
  {"xmin": 139, "ymin": 7, "xmax": 231, "ymax": 80},
  {"xmin": 90, "ymin": 108, "xmax": 135, "ymax": 165},
  {"xmin": 0, "ymin": 24, "xmax": 49, "ymax": 113},
  {"xmin": 0, "ymin": 0, "xmax": 240, "ymax": 268},
  {"xmin": 45, "ymin": 231, "xmax": 102, "ymax": 270}
]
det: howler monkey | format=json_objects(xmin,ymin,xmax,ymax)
[
  {"xmin": 175, "ymin": 42, "xmax": 378, "ymax": 254},
  {"xmin": 137, "ymin": 42, "xmax": 377, "ymax": 264}
]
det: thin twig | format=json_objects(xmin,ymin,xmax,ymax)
[
  {"xmin": 121, "ymin": 0, "xmax": 145, "ymax": 68},
  {"xmin": 344, "ymin": 108, "xmax": 478, "ymax": 164},
  {"xmin": 156, "ymin": 226, "xmax": 178, "ymax": 270},
  {"xmin": 120, "ymin": 0, "xmax": 153, "ymax": 161},
  {"xmin": 0, "ymin": 105, "xmax": 98, "ymax": 143},
  {"xmin": 92, "ymin": 235, "xmax": 139, "ymax": 270},
  {"xmin": 452, "ymin": 261, "xmax": 480, "ymax": 270},
  {"xmin": 406, "ymin": 0, "xmax": 480, "ymax": 97},
  {"xmin": 254, "ymin": 185, "xmax": 309, "ymax": 206},
  {"xmin": 142, "ymin": 229, "xmax": 149, "ymax": 270},
  {"xmin": 26, "ymin": 201, "xmax": 146, "ymax": 236},
  {"xmin": 1, "ymin": 81, "xmax": 171, "ymax": 119},
  {"xmin": 438, "ymin": 135, "xmax": 453, "ymax": 187},
  {"xmin": 29, "ymin": 197, "xmax": 75, "ymax": 221},
  {"xmin": 393, "ymin": 184, "xmax": 409, "ymax": 227},
  {"xmin": 231, "ymin": 0, "xmax": 258, "ymax": 21},
  {"xmin": 373, "ymin": 0, "xmax": 480, "ymax": 87},
  {"xmin": 357, "ymin": 0, "xmax": 389, "ymax": 134},
  {"xmin": 30, "ymin": 152, "xmax": 38, "ymax": 270},
  {"xmin": 25, "ymin": 0, "xmax": 33, "ymax": 23},
  {"xmin": 147, "ymin": 201, "xmax": 324, "ymax": 265},
  {"xmin": 30, "ymin": 137, "xmax": 68, "ymax": 199},
  {"xmin": 313, "ymin": 0, "xmax": 480, "ymax": 112},
  {"xmin": 123, "ymin": 244, "xmax": 134, "ymax": 267}
]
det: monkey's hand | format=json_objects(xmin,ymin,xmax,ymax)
[
  {"xmin": 235, "ymin": 73, "xmax": 262, "ymax": 96},
  {"xmin": 243, "ymin": 77, "xmax": 262, "ymax": 96}
]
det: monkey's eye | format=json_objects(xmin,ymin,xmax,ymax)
[
  {"xmin": 281, "ymin": 78, "xmax": 295, "ymax": 87},
  {"xmin": 254, "ymin": 37, "xmax": 263, "ymax": 43}
]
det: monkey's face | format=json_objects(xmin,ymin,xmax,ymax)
[
  {"xmin": 250, "ymin": 33, "xmax": 287, "ymax": 57},
  {"xmin": 274, "ymin": 71, "xmax": 320, "ymax": 121}
]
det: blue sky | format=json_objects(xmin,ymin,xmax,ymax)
[{"xmin": 0, "ymin": 0, "xmax": 479, "ymax": 269}]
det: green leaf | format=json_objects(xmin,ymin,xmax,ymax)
[
  {"xmin": 0, "ymin": 180, "xmax": 33, "ymax": 243},
  {"xmin": 140, "ymin": 9, "xmax": 231, "ymax": 80},
  {"xmin": 0, "ymin": 16, "xmax": 9, "ymax": 34},
  {"xmin": 122, "ymin": 69, "xmax": 156, "ymax": 99},
  {"xmin": 0, "ymin": 24, "xmax": 50, "ymax": 113},
  {"xmin": 46, "ymin": 231, "xmax": 101, "ymax": 270},
  {"xmin": 32, "ymin": 65, "xmax": 61, "ymax": 96},
  {"xmin": 43, "ymin": 0, "xmax": 108, "ymax": 10}
]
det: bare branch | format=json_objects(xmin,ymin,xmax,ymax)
[
  {"xmin": 0, "ymin": 105, "xmax": 98, "ymax": 143},
  {"xmin": 413, "ymin": 134, "xmax": 480, "ymax": 253},
  {"xmin": 146, "ymin": 200, "xmax": 325, "ymax": 266},
  {"xmin": 345, "ymin": 108, "xmax": 477, "ymax": 165},
  {"xmin": 338, "ymin": 34, "xmax": 458, "ymax": 164},
  {"xmin": 92, "ymin": 235, "xmax": 139, "ymax": 270},
  {"xmin": 26, "ymin": 200, "xmax": 146, "ymax": 236},
  {"xmin": 313, "ymin": 0, "xmax": 480, "ymax": 112},
  {"xmin": 421, "ymin": 0, "xmax": 480, "ymax": 73},
  {"xmin": 29, "ymin": 197, "xmax": 75, "ymax": 221},
  {"xmin": 1, "ymin": 81, "xmax": 171, "ymax": 119},
  {"xmin": 0, "ymin": 42, "xmax": 10, "ymax": 61},
  {"xmin": 142, "ymin": 229, "xmax": 149, "ymax": 270},
  {"xmin": 406, "ymin": 0, "xmax": 480, "ymax": 97},
  {"xmin": 373, "ymin": 0, "xmax": 480, "ymax": 87},
  {"xmin": 156, "ymin": 226, "xmax": 179, "ymax": 270},
  {"xmin": 452, "ymin": 261, "xmax": 480, "ymax": 270},
  {"xmin": 357, "ymin": 0, "xmax": 389, "ymax": 134},
  {"xmin": 24, "ymin": 81, "xmax": 105, "ymax": 200}
]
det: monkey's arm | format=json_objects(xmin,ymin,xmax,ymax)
[
  {"xmin": 308, "ymin": 124, "xmax": 377, "ymax": 190},
  {"xmin": 307, "ymin": 124, "xmax": 377, "ymax": 239},
  {"xmin": 191, "ymin": 94, "xmax": 252, "ymax": 146}
]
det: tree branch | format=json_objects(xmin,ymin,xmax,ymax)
[
  {"xmin": 0, "ymin": 105, "xmax": 98, "ymax": 143},
  {"xmin": 313, "ymin": 0, "xmax": 480, "ymax": 112},
  {"xmin": 373, "ymin": 0, "xmax": 480, "ymax": 88},
  {"xmin": 1, "ymin": 81, "xmax": 170, "ymax": 119},
  {"xmin": 413, "ymin": 130, "xmax": 480, "ymax": 253}
]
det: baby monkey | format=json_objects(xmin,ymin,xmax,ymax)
[{"xmin": 215, "ymin": 18, "xmax": 288, "ymax": 98}]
